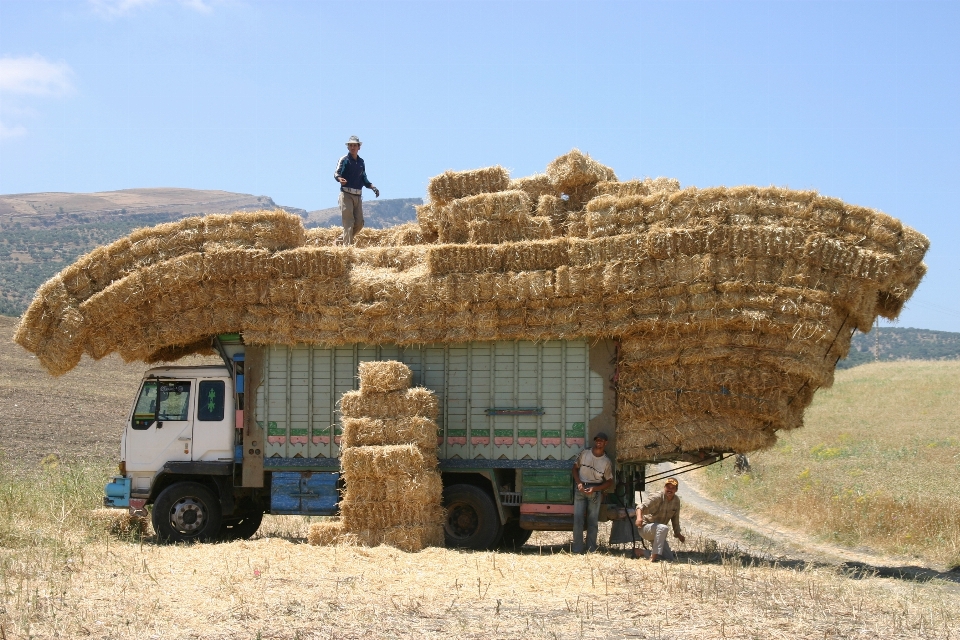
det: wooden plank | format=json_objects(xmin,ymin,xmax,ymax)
[{"xmin": 242, "ymin": 345, "xmax": 265, "ymax": 487}]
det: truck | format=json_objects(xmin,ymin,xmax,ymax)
[{"xmin": 104, "ymin": 334, "xmax": 654, "ymax": 549}]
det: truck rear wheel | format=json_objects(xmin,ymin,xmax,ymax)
[
  {"xmin": 219, "ymin": 510, "xmax": 264, "ymax": 541},
  {"xmin": 153, "ymin": 482, "xmax": 222, "ymax": 543},
  {"xmin": 442, "ymin": 484, "xmax": 503, "ymax": 550},
  {"xmin": 498, "ymin": 520, "xmax": 533, "ymax": 550}
]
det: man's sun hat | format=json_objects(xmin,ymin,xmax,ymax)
[
  {"xmin": 346, "ymin": 135, "xmax": 362, "ymax": 145},
  {"xmin": 664, "ymin": 478, "xmax": 679, "ymax": 488}
]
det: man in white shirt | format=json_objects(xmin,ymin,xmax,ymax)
[{"xmin": 571, "ymin": 432, "xmax": 614, "ymax": 554}]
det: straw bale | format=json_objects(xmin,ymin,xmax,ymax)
[
  {"xmin": 340, "ymin": 445, "xmax": 439, "ymax": 480},
  {"xmin": 307, "ymin": 520, "xmax": 346, "ymax": 546},
  {"xmin": 595, "ymin": 178, "xmax": 681, "ymax": 198},
  {"xmin": 341, "ymin": 501, "xmax": 445, "ymax": 530},
  {"xmin": 546, "ymin": 149, "xmax": 617, "ymax": 191},
  {"xmin": 341, "ymin": 470, "xmax": 442, "ymax": 504},
  {"xmin": 342, "ymin": 524, "xmax": 445, "ymax": 552},
  {"xmin": 304, "ymin": 226, "xmax": 342, "ymax": 246},
  {"xmin": 88, "ymin": 508, "xmax": 148, "ymax": 537},
  {"xmin": 341, "ymin": 416, "xmax": 438, "ymax": 450},
  {"xmin": 508, "ymin": 173, "xmax": 558, "ymax": 202},
  {"xmin": 426, "ymin": 239, "xmax": 568, "ymax": 275},
  {"xmin": 340, "ymin": 388, "xmax": 438, "ymax": 420},
  {"xmin": 427, "ymin": 166, "xmax": 510, "ymax": 204},
  {"xmin": 358, "ymin": 360, "xmax": 413, "ymax": 394}
]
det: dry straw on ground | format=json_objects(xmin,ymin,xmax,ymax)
[{"xmin": 15, "ymin": 149, "xmax": 929, "ymax": 460}]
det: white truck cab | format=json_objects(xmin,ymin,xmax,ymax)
[{"xmin": 115, "ymin": 365, "xmax": 235, "ymax": 497}]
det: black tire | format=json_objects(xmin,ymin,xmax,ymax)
[
  {"xmin": 442, "ymin": 484, "xmax": 503, "ymax": 550},
  {"xmin": 219, "ymin": 510, "xmax": 264, "ymax": 541},
  {"xmin": 498, "ymin": 520, "xmax": 533, "ymax": 551},
  {"xmin": 152, "ymin": 482, "xmax": 223, "ymax": 544}
]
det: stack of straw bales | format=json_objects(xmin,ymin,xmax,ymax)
[
  {"xmin": 308, "ymin": 361, "xmax": 444, "ymax": 552},
  {"xmin": 15, "ymin": 149, "xmax": 930, "ymax": 459}
]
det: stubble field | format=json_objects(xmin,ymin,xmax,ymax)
[{"xmin": 1, "ymin": 315, "xmax": 959, "ymax": 638}]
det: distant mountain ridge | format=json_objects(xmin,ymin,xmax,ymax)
[
  {"xmin": 838, "ymin": 327, "xmax": 960, "ymax": 369},
  {"xmin": 305, "ymin": 197, "xmax": 422, "ymax": 229},
  {"xmin": 0, "ymin": 188, "xmax": 417, "ymax": 316}
]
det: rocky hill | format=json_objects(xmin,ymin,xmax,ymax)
[
  {"xmin": 0, "ymin": 189, "xmax": 421, "ymax": 317},
  {"xmin": 840, "ymin": 327, "xmax": 960, "ymax": 368},
  {"xmin": 305, "ymin": 197, "xmax": 422, "ymax": 229}
]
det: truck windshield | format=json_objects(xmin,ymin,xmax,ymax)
[{"xmin": 131, "ymin": 381, "xmax": 192, "ymax": 429}]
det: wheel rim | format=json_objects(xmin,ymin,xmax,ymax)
[
  {"xmin": 446, "ymin": 502, "xmax": 479, "ymax": 540},
  {"xmin": 169, "ymin": 496, "xmax": 206, "ymax": 534}
]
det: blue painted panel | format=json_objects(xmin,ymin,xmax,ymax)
[
  {"xmin": 104, "ymin": 476, "xmax": 131, "ymax": 508},
  {"xmin": 265, "ymin": 457, "xmax": 339, "ymax": 469},
  {"xmin": 270, "ymin": 472, "xmax": 303, "ymax": 514},
  {"xmin": 269, "ymin": 471, "xmax": 340, "ymax": 515},
  {"xmin": 235, "ymin": 374, "xmax": 244, "ymax": 393},
  {"xmin": 301, "ymin": 472, "xmax": 340, "ymax": 515}
]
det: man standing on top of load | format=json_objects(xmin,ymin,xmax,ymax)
[
  {"xmin": 334, "ymin": 135, "xmax": 379, "ymax": 245},
  {"xmin": 634, "ymin": 477, "xmax": 685, "ymax": 562},
  {"xmin": 571, "ymin": 432, "xmax": 614, "ymax": 554}
]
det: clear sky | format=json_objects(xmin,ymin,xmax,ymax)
[{"xmin": 1, "ymin": 0, "xmax": 958, "ymax": 331}]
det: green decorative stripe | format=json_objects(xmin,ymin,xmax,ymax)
[
  {"xmin": 518, "ymin": 429, "xmax": 538, "ymax": 438},
  {"xmin": 290, "ymin": 428, "xmax": 308, "ymax": 436},
  {"xmin": 447, "ymin": 429, "xmax": 467, "ymax": 436},
  {"xmin": 494, "ymin": 429, "xmax": 514, "ymax": 437},
  {"xmin": 267, "ymin": 421, "xmax": 284, "ymax": 436},
  {"xmin": 541, "ymin": 429, "xmax": 561, "ymax": 438},
  {"xmin": 568, "ymin": 422, "xmax": 586, "ymax": 436}
]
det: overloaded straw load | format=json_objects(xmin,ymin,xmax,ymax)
[
  {"xmin": 307, "ymin": 361, "xmax": 444, "ymax": 552},
  {"xmin": 15, "ymin": 149, "xmax": 929, "ymax": 460}
]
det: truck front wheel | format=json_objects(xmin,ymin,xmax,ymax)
[
  {"xmin": 153, "ymin": 482, "xmax": 222, "ymax": 543},
  {"xmin": 442, "ymin": 484, "xmax": 502, "ymax": 550}
]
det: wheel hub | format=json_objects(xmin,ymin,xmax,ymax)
[
  {"xmin": 447, "ymin": 503, "xmax": 479, "ymax": 538},
  {"xmin": 169, "ymin": 497, "xmax": 206, "ymax": 533}
]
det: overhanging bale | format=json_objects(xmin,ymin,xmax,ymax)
[
  {"xmin": 428, "ymin": 166, "xmax": 510, "ymax": 204},
  {"xmin": 357, "ymin": 360, "xmax": 413, "ymax": 394},
  {"xmin": 341, "ymin": 416, "xmax": 438, "ymax": 450},
  {"xmin": 15, "ymin": 151, "xmax": 930, "ymax": 461}
]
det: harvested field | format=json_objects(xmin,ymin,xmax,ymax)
[{"xmin": 14, "ymin": 150, "xmax": 929, "ymax": 460}]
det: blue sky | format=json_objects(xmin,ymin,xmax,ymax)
[{"xmin": 1, "ymin": 0, "xmax": 958, "ymax": 331}]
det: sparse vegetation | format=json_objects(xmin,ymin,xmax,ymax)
[
  {"xmin": 695, "ymin": 361, "xmax": 960, "ymax": 568},
  {"xmin": 2, "ymin": 462, "xmax": 958, "ymax": 639}
]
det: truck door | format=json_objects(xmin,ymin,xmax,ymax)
[
  {"xmin": 191, "ymin": 379, "xmax": 234, "ymax": 462},
  {"xmin": 125, "ymin": 380, "xmax": 194, "ymax": 472}
]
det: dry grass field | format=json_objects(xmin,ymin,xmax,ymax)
[
  {"xmin": 2, "ymin": 316, "xmax": 960, "ymax": 638},
  {"xmin": 2, "ymin": 464, "xmax": 958, "ymax": 640},
  {"xmin": 693, "ymin": 360, "xmax": 960, "ymax": 569}
]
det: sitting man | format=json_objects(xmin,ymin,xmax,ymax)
[
  {"xmin": 634, "ymin": 477, "xmax": 685, "ymax": 561},
  {"xmin": 571, "ymin": 432, "xmax": 614, "ymax": 554}
]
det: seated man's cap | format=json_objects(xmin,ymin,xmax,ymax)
[{"xmin": 593, "ymin": 432, "xmax": 609, "ymax": 441}]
